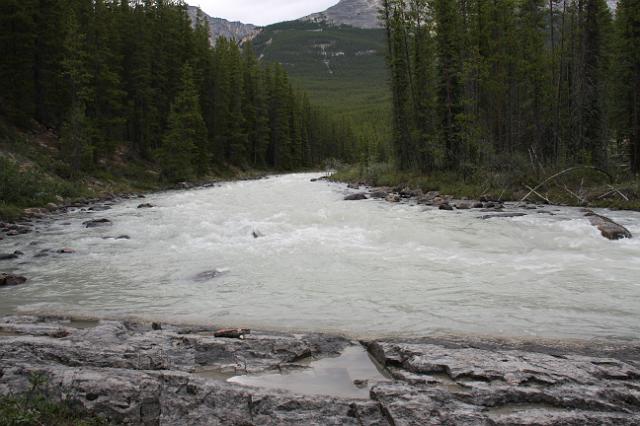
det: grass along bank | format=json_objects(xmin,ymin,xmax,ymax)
[{"xmin": 331, "ymin": 162, "xmax": 640, "ymax": 210}]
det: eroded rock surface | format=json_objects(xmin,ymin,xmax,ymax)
[
  {"xmin": 1, "ymin": 316, "xmax": 639, "ymax": 425},
  {"xmin": 368, "ymin": 338, "xmax": 640, "ymax": 425}
]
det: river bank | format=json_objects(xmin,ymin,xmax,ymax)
[
  {"xmin": 331, "ymin": 163, "xmax": 640, "ymax": 212},
  {"xmin": 1, "ymin": 315, "xmax": 639, "ymax": 425}
]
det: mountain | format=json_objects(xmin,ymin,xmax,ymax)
[
  {"xmin": 186, "ymin": 6, "xmax": 260, "ymax": 44},
  {"xmin": 254, "ymin": 19, "xmax": 390, "ymax": 142},
  {"xmin": 301, "ymin": 0, "xmax": 382, "ymax": 29}
]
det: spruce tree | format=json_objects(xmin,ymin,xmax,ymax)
[
  {"xmin": 613, "ymin": 0, "xmax": 640, "ymax": 174},
  {"xmin": 156, "ymin": 64, "xmax": 206, "ymax": 183}
]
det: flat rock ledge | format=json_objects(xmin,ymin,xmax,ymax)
[{"xmin": 1, "ymin": 316, "xmax": 639, "ymax": 425}]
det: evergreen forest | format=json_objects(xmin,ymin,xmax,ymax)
[
  {"xmin": 0, "ymin": 0, "xmax": 357, "ymax": 188},
  {"xmin": 378, "ymin": 0, "xmax": 639, "ymax": 180}
]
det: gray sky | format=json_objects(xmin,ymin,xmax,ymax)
[{"xmin": 191, "ymin": 1, "xmax": 340, "ymax": 26}]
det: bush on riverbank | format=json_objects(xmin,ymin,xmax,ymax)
[{"xmin": 332, "ymin": 162, "xmax": 640, "ymax": 210}]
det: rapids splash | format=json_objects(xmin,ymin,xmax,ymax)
[{"xmin": 1, "ymin": 173, "xmax": 639, "ymax": 339}]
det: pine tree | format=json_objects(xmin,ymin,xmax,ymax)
[
  {"xmin": 613, "ymin": 0, "xmax": 640, "ymax": 174},
  {"xmin": 156, "ymin": 64, "xmax": 207, "ymax": 183},
  {"xmin": 59, "ymin": 9, "xmax": 94, "ymax": 175},
  {"xmin": 0, "ymin": 0, "xmax": 37, "ymax": 125}
]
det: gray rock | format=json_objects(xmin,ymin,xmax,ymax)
[
  {"xmin": 2, "ymin": 316, "xmax": 639, "ymax": 425},
  {"xmin": 0, "ymin": 251, "xmax": 22, "ymax": 261},
  {"xmin": 481, "ymin": 213, "xmax": 527, "ymax": 220},
  {"xmin": 369, "ymin": 190, "xmax": 388, "ymax": 199},
  {"xmin": 385, "ymin": 194, "xmax": 401, "ymax": 203},
  {"xmin": 584, "ymin": 210, "xmax": 633, "ymax": 240},
  {"xmin": 344, "ymin": 193, "xmax": 368, "ymax": 201},
  {"xmin": 367, "ymin": 339, "xmax": 640, "ymax": 425},
  {"xmin": 0, "ymin": 274, "xmax": 27, "ymax": 286},
  {"xmin": 137, "ymin": 203, "xmax": 155, "ymax": 209},
  {"xmin": 88, "ymin": 205, "xmax": 112, "ymax": 212},
  {"xmin": 439, "ymin": 203, "xmax": 455, "ymax": 211},
  {"xmin": 83, "ymin": 218, "xmax": 112, "ymax": 228}
]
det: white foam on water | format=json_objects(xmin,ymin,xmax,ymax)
[{"xmin": 1, "ymin": 173, "xmax": 640, "ymax": 339}]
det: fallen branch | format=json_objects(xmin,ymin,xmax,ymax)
[
  {"xmin": 607, "ymin": 184, "xmax": 629, "ymax": 201},
  {"xmin": 562, "ymin": 184, "xmax": 586, "ymax": 204},
  {"xmin": 520, "ymin": 166, "xmax": 612, "ymax": 204},
  {"xmin": 525, "ymin": 185, "xmax": 553, "ymax": 204}
]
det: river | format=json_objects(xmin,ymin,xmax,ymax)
[{"xmin": 1, "ymin": 173, "xmax": 639, "ymax": 340}]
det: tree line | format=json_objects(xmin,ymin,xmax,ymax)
[
  {"xmin": 0, "ymin": 0, "xmax": 357, "ymax": 182},
  {"xmin": 381, "ymin": 0, "xmax": 640, "ymax": 177}
]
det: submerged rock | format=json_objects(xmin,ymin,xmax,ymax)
[
  {"xmin": 193, "ymin": 269, "xmax": 227, "ymax": 282},
  {"xmin": 0, "ymin": 274, "xmax": 27, "ymax": 286},
  {"xmin": 481, "ymin": 213, "xmax": 527, "ymax": 220},
  {"xmin": 252, "ymin": 230, "xmax": 264, "ymax": 239},
  {"xmin": 83, "ymin": 218, "xmax": 112, "ymax": 228},
  {"xmin": 137, "ymin": 203, "xmax": 154, "ymax": 209},
  {"xmin": 344, "ymin": 193, "xmax": 368, "ymax": 201},
  {"xmin": 584, "ymin": 210, "xmax": 633, "ymax": 240},
  {"xmin": 88, "ymin": 205, "xmax": 112, "ymax": 212},
  {"xmin": 0, "ymin": 251, "xmax": 23, "ymax": 261}
]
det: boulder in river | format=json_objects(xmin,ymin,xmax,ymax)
[
  {"xmin": 344, "ymin": 193, "xmax": 368, "ymax": 201},
  {"xmin": 386, "ymin": 194, "xmax": 401, "ymax": 203},
  {"xmin": 439, "ymin": 203, "xmax": 455, "ymax": 211},
  {"xmin": 584, "ymin": 210, "xmax": 632, "ymax": 240},
  {"xmin": 83, "ymin": 218, "xmax": 112, "ymax": 228},
  {"xmin": 369, "ymin": 190, "xmax": 388, "ymax": 199},
  {"xmin": 0, "ymin": 274, "xmax": 27, "ymax": 286},
  {"xmin": 137, "ymin": 203, "xmax": 154, "ymax": 209}
]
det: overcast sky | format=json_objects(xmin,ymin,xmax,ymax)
[{"xmin": 190, "ymin": 1, "xmax": 340, "ymax": 26}]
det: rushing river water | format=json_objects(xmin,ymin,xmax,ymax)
[{"xmin": 1, "ymin": 173, "xmax": 640, "ymax": 340}]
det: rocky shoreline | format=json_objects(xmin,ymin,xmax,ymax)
[
  {"xmin": 334, "ymin": 180, "xmax": 634, "ymax": 241},
  {"xmin": 1, "ymin": 315, "xmax": 639, "ymax": 425}
]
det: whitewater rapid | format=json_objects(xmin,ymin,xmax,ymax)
[{"xmin": 1, "ymin": 173, "xmax": 639, "ymax": 339}]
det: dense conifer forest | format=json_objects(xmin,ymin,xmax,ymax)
[
  {"xmin": 378, "ymin": 0, "xmax": 639, "ymax": 178},
  {"xmin": 0, "ymin": 0, "xmax": 357, "ymax": 187}
]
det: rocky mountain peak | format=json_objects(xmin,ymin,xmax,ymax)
[
  {"xmin": 187, "ymin": 6, "xmax": 261, "ymax": 44},
  {"xmin": 301, "ymin": 0, "xmax": 382, "ymax": 29}
]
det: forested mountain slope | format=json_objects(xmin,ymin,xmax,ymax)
[
  {"xmin": 254, "ymin": 20, "xmax": 391, "ymax": 159},
  {"xmin": 0, "ymin": 0, "xmax": 357, "ymax": 220}
]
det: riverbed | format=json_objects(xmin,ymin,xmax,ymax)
[{"xmin": 1, "ymin": 173, "xmax": 639, "ymax": 339}]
